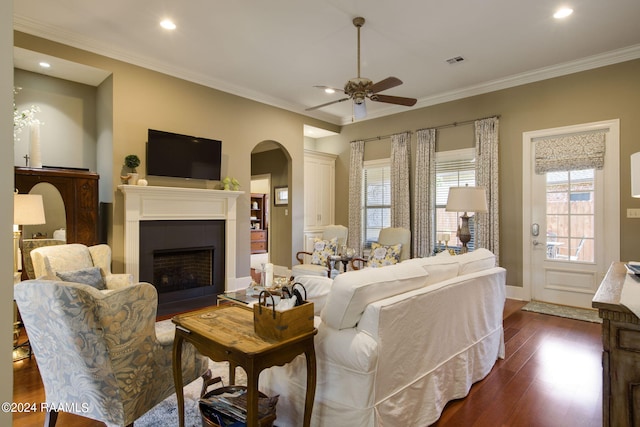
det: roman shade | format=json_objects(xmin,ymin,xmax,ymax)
[{"xmin": 535, "ymin": 130, "xmax": 607, "ymax": 174}]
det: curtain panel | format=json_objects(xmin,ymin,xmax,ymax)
[
  {"xmin": 413, "ymin": 128, "xmax": 436, "ymax": 258},
  {"xmin": 475, "ymin": 117, "xmax": 500, "ymax": 264},
  {"xmin": 390, "ymin": 132, "xmax": 411, "ymax": 233},
  {"xmin": 534, "ymin": 130, "xmax": 607, "ymax": 174},
  {"xmin": 348, "ymin": 140, "xmax": 365, "ymax": 256}
]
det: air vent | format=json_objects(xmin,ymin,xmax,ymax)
[{"xmin": 446, "ymin": 56, "xmax": 465, "ymax": 65}]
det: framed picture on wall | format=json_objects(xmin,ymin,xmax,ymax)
[{"xmin": 274, "ymin": 186, "xmax": 288, "ymax": 206}]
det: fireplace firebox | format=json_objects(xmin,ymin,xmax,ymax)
[{"xmin": 139, "ymin": 220, "xmax": 225, "ymax": 315}]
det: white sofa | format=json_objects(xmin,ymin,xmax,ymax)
[{"xmin": 259, "ymin": 249, "xmax": 506, "ymax": 426}]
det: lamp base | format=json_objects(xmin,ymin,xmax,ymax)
[{"xmin": 458, "ymin": 213, "xmax": 471, "ymax": 254}]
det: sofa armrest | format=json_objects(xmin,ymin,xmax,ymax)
[{"xmin": 104, "ymin": 273, "xmax": 134, "ymax": 290}]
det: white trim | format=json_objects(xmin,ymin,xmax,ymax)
[{"xmin": 522, "ymin": 119, "xmax": 620, "ymax": 303}]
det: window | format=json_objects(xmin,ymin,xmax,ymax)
[
  {"xmin": 435, "ymin": 148, "xmax": 476, "ymax": 252},
  {"xmin": 362, "ymin": 159, "xmax": 391, "ymax": 250},
  {"xmin": 546, "ymin": 169, "xmax": 594, "ymax": 262}
]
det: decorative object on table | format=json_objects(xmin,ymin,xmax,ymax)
[
  {"xmin": 254, "ymin": 284, "xmax": 314, "ymax": 341},
  {"xmin": 274, "ymin": 186, "xmax": 288, "ymax": 206},
  {"xmin": 137, "ymin": 178, "xmax": 148, "ymax": 186},
  {"xmin": 231, "ymin": 177, "xmax": 240, "ymax": 191},
  {"xmin": 29, "ymin": 120, "xmax": 43, "ymax": 168},
  {"xmin": 632, "ymin": 151, "xmax": 640, "ymax": 198},
  {"xmin": 13, "ymin": 86, "xmax": 41, "ymax": 144},
  {"xmin": 446, "ymin": 185, "xmax": 488, "ymax": 253},
  {"xmin": 222, "ymin": 176, "xmax": 231, "ymax": 190},
  {"xmin": 123, "ymin": 154, "xmax": 141, "ymax": 185}
]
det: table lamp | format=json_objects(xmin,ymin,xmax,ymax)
[
  {"xmin": 13, "ymin": 191, "xmax": 46, "ymax": 273},
  {"xmin": 446, "ymin": 186, "xmax": 488, "ymax": 253},
  {"xmin": 632, "ymin": 152, "xmax": 640, "ymax": 198}
]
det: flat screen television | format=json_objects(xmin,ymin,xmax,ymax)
[{"xmin": 147, "ymin": 129, "xmax": 222, "ymax": 180}]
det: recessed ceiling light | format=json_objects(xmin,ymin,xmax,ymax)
[
  {"xmin": 324, "ymin": 88, "xmax": 335, "ymax": 94},
  {"xmin": 39, "ymin": 62, "xmax": 51, "ymax": 68},
  {"xmin": 160, "ymin": 19, "xmax": 177, "ymax": 30},
  {"xmin": 554, "ymin": 8, "xmax": 573, "ymax": 19}
]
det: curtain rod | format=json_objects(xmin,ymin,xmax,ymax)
[{"xmin": 353, "ymin": 114, "xmax": 500, "ymax": 144}]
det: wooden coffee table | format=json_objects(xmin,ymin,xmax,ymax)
[{"xmin": 172, "ymin": 305, "xmax": 317, "ymax": 427}]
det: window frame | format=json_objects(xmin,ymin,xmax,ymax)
[{"xmin": 361, "ymin": 158, "xmax": 391, "ymax": 251}]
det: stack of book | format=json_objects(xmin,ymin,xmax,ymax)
[{"xmin": 199, "ymin": 387, "xmax": 278, "ymax": 427}]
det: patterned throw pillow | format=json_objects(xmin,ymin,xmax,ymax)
[
  {"xmin": 311, "ymin": 237, "xmax": 338, "ymax": 266},
  {"xmin": 56, "ymin": 266, "xmax": 106, "ymax": 290},
  {"xmin": 367, "ymin": 242, "xmax": 403, "ymax": 268}
]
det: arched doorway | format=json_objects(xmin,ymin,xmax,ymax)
[{"xmin": 250, "ymin": 141, "xmax": 292, "ymax": 271}]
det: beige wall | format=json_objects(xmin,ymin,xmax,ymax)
[{"xmin": 329, "ymin": 58, "xmax": 640, "ymax": 287}]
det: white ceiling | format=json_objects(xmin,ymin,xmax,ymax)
[{"xmin": 13, "ymin": 0, "xmax": 640, "ymax": 127}]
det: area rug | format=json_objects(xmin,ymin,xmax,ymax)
[
  {"xmin": 522, "ymin": 300, "xmax": 602, "ymax": 323},
  {"xmin": 136, "ymin": 360, "xmax": 248, "ymax": 427}
]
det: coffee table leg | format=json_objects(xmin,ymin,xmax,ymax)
[
  {"xmin": 172, "ymin": 331, "xmax": 185, "ymax": 427},
  {"xmin": 229, "ymin": 361, "xmax": 237, "ymax": 384},
  {"xmin": 246, "ymin": 365, "xmax": 259, "ymax": 426},
  {"xmin": 303, "ymin": 342, "xmax": 317, "ymax": 427}
]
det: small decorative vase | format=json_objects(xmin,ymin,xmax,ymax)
[
  {"xmin": 137, "ymin": 178, "xmax": 148, "ymax": 186},
  {"xmin": 128, "ymin": 172, "xmax": 139, "ymax": 185}
]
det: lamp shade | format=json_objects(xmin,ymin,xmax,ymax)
[
  {"xmin": 446, "ymin": 186, "xmax": 488, "ymax": 213},
  {"xmin": 632, "ymin": 152, "xmax": 640, "ymax": 198},
  {"xmin": 14, "ymin": 193, "xmax": 46, "ymax": 225}
]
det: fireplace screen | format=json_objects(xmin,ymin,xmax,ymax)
[{"xmin": 153, "ymin": 246, "xmax": 213, "ymax": 293}]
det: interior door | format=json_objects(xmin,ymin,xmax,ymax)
[{"xmin": 522, "ymin": 120, "xmax": 620, "ymax": 309}]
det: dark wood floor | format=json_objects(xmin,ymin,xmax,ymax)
[{"xmin": 12, "ymin": 299, "xmax": 603, "ymax": 427}]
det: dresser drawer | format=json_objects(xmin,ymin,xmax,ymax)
[
  {"xmin": 251, "ymin": 230, "xmax": 267, "ymax": 241},
  {"xmin": 251, "ymin": 241, "xmax": 267, "ymax": 252}
]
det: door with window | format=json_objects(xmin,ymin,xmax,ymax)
[{"xmin": 522, "ymin": 120, "xmax": 619, "ymax": 309}]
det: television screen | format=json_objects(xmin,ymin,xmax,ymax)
[{"xmin": 147, "ymin": 129, "xmax": 221, "ymax": 180}]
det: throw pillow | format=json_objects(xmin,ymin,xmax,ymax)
[
  {"xmin": 367, "ymin": 242, "xmax": 402, "ymax": 268},
  {"xmin": 56, "ymin": 266, "xmax": 106, "ymax": 290},
  {"xmin": 311, "ymin": 237, "xmax": 338, "ymax": 266}
]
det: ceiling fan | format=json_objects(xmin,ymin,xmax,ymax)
[{"xmin": 306, "ymin": 16, "xmax": 417, "ymax": 119}]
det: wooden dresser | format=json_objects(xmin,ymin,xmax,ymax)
[
  {"xmin": 15, "ymin": 166, "xmax": 100, "ymax": 246},
  {"xmin": 593, "ymin": 262, "xmax": 640, "ymax": 427}
]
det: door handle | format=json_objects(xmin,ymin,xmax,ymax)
[{"xmin": 532, "ymin": 239, "xmax": 542, "ymax": 246}]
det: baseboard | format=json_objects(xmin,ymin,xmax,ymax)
[{"xmin": 506, "ymin": 284, "xmax": 527, "ymax": 301}]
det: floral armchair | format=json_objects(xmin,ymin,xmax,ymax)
[
  {"xmin": 14, "ymin": 279, "xmax": 210, "ymax": 427},
  {"xmin": 30, "ymin": 243, "xmax": 133, "ymax": 290},
  {"xmin": 291, "ymin": 225, "xmax": 348, "ymax": 279}
]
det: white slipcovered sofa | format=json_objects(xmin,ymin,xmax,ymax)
[{"xmin": 259, "ymin": 249, "xmax": 506, "ymax": 426}]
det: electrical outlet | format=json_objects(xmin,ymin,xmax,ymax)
[{"xmin": 628, "ymin": 208, "xmax": 640, "ymax": 218}]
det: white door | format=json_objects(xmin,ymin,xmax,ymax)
[{"xmin": 522, "ymin": 120, "xmax": 620, "ymax": 309}]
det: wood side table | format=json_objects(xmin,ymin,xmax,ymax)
[
  {"xmin": 172, "ymin": 305, "xmax": 317, "ymax": 427},
  {"xmin": 592, "ymin": 262, "xmax": 640, "ymax": 427}
]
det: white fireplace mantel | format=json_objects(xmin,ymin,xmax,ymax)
[{"xmin": 118, "ymin": 185, "xmax": 242, "ymax": 289}]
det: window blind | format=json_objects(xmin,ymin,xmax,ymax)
[{"xmin": 535, "ymin": 130, "xmax": 606, "ymax": 174}]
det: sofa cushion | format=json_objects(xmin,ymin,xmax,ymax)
[
  {"xmin": 402, "ymin": 253, "xmax": 460, "ymax": 285},
  {"xmin": 56, "ymin": 266, "xmax": 106, "ymax": 290},
  {"xmin": 311, "ymin": 237, "xmax": 338, "ymax": 266},
  {"xmin": 456, "ymin": 248, "xmax": 496, "ymax": 275},
  {"xmin": 367, "ymin": 242, "xmax": 402, "ymax": 268},
  {"xmin": 321, "ymin": 263, "xmax": 428, "ymax": 330}
]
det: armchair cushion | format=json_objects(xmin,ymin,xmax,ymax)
[
  {"xmin": 367, "ymin": 242, "xmax": 402, "ymax": 268},
  {"xmin": 56, "ymin": 266, "xmax": 106, "ymax": 290},
  {"xmin": 311, "ymin": 237, "xmax": 338, "ymax": 266}
]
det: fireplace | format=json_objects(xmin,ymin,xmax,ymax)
[
  {"xmin": 139, "ymin": 219, "xmax": 224, "ymax": 313},
  {"xmin": 118, "ymin": 184, "xmax": 241, "ymax": 316}
]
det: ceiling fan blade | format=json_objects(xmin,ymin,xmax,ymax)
[
  {"xmin": 305, "ymin": 97, "xmax": 350, "ymax": 111},
  {"xmin": 369, "ymin": 77, "xmax": 403, "ymax": 93},
  {"xmin": 371, "ymin": 94, "xmax": 417, "ymax": 107},
  {"xmin": 354, "ymin": 101, "xmax": 367, "ymax": 120}
]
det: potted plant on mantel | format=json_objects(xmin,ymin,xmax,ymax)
[{"xmin": 123, "ymin": 154, "xmax": 141, "ymax": 185}]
